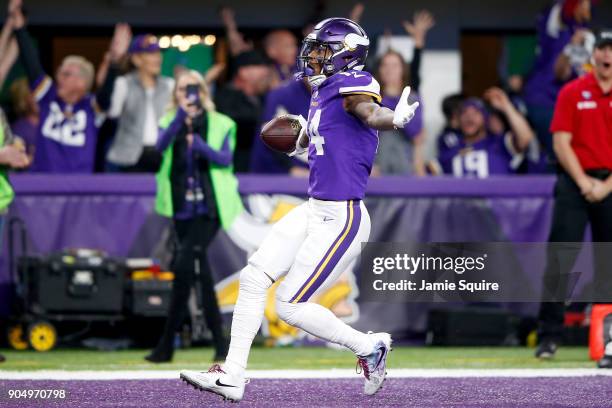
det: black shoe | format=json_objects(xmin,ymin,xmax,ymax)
[
  {"xmin": 598, "ymin": 355, "xmax": 612, "ymax": 369},
  {"xmin": 535, "ymin": 339, "xmax": 558, "ymax": 359},
  {"xmin": 145, "ymin": 351, "xmax": 172, "ymax": 363}
]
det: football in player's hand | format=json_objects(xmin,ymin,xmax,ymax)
[{"xmin": 260, "ymin": 115, "xmax": 302, "ymax": 154}]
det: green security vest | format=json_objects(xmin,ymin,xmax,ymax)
[
  {"xmin": 155, "ymin": 109, "xmax": 243, "ymax": 230},
  {"xmin": 0, "ymin": 122, "xmax": 15, "ymax": 212}
]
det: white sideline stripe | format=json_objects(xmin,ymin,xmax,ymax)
[{"xmin": 1, "ymin": 369, "xmax": 612, "ymax": 380}]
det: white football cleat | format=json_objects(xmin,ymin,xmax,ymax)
[
  {"xmin": 180, "ymin": 364, "xmax": 246, "ymax": 402},
  {"xmin": 356, "ymin": 332, "xmax": 392, "ymax": 396}
]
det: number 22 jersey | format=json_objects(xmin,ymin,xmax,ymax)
[
  {"xmin": 307, "ymin": 70, "xmax": 381, "ymax": 201},
  {"xmin": 31, "ymin": 76, "xmax": 103, "ymax": 173}
]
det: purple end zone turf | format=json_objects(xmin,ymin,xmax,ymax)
[{"xmin": 1, "ymin": 377, "xmax": 612, "ymax": 408}]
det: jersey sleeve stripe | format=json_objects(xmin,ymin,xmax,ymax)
[
  {"xmin": 339, "ymin": 79, "xmax": 381, "ymax": 101},
  {"xmin": 340, "ymin": 91, "xmax": 382, "ymax": 103}
]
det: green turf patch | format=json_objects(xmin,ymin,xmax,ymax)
[{"xmin": 0, "ymin": 346, "xmax": 595, "ymax": 371}]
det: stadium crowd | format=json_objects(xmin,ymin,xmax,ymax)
[{"xmin": 0, "ymin": 0, "xmax": 602, "ymax": 178}]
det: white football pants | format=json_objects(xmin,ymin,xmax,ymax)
[{"xmin": 224, "ymin": 198, "xmax": 374, "ymax": 376}]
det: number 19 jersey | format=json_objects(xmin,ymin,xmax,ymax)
[{"xmin": 307, "ymin": 70, "xmax": 381, "ymax": 201}]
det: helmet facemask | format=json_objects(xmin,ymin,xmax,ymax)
[
  {"xmin": 295, "ymin": 18, "xmax": 370, "ymax": 84},
  {"xmin": 298, "ymin": 38, "xmax": 344, "ymax": 77}
]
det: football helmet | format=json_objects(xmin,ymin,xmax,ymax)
[{"xmin": 297, "ymin": 18, "xmax": 369, "ymax": 81}]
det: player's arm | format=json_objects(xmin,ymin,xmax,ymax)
[
  {"xmin": 344, "ymin": 94, "xmax": 395, "ymax": 130},
  {"xmin": 344, "ymin": 86, "xmax": 419, "ymax": 131}
]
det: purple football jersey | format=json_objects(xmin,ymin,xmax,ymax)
[
  {"xmin": 438, "ymin": 132, "xmax": 519, "ymax": 178},
  {"xmin": 523, "ymin": 4, "xmax": 586, "ymax": 108},
  {"xmin": 307, "ymin": 70, "xmax": 380, "ymax": 200},
  {"xmin": 31, "ymin": 76, "xmax": 102, "ymax": 173}
]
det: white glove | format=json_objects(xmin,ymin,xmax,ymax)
[
  {"xmin": 286, "ymin": 114, "xmax": 308, "ymax": 157},
  {"xmin": 392, "ymin": 86, "xmax": 420, "ymax": 129}
]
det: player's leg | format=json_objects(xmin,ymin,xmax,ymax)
[
  {"xmin": 223, "ymin": 202, "xmax": 309, "ymax": 375},
  {"xmin": 275, "ymin": 200, "xmax": 373, "ymax": 354},
  {"xmin": 180, "ymin": 202, "xmax": 309, "ymax": 400},
  {"xmin": 274, "ymin": 199, "xmax": 391, "ymax": 394}
]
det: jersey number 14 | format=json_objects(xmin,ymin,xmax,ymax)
[{"xmin": 308, "ymin": 109, "xmax": 325, "ymax": 156}]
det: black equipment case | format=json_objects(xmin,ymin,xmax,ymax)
[
  {"xmin": 129, "ymin": 280, "xmax": 173, "ymax": 317},
  {"xmin": 18, "ymin": 251, "xmax": 125, "ymax": 314}
]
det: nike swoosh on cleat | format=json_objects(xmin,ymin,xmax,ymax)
[
  {"xmin": 215, "ymin": 379, "xmax": 239, "ymax": 388},
  {"xmin": 375, "ymin": 346, "xmax": 387, "ymax": 369}
]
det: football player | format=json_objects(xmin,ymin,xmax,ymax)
[{"xmin": 180, "ymin": 18, "xmax": 419, "ymax": 402}]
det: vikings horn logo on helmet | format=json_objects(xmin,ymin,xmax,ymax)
[{"xmin": 297, "ymin": 18, "xmax": 370, "ymax": 79}]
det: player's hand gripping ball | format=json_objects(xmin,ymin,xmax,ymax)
[{"xmin": 260, "ymin": 114, "xmax": 307, "ymax": 155}]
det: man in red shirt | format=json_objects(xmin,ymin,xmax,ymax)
[{"xmin": 536, "ymin": 29, "xmax": 612, "ymax": 368}]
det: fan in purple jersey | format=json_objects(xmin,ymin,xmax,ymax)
[
  {"xmin": 434, "ymin": 91, "xmax": 534, "ymax": 178},
  {"xmin": 180, "ymin": 17, "xmax": 419, "ymax": 402},
  {"xmin": 523, "ymin": 0, "xmax": 593, "ymax": 160},
  {"xmin": 8, "ymin": 0, "xmax": 130, "ymax": 173},
  {"xmin": 486, "ymin": 89, "xmax": 549, "ymax": 175}
]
